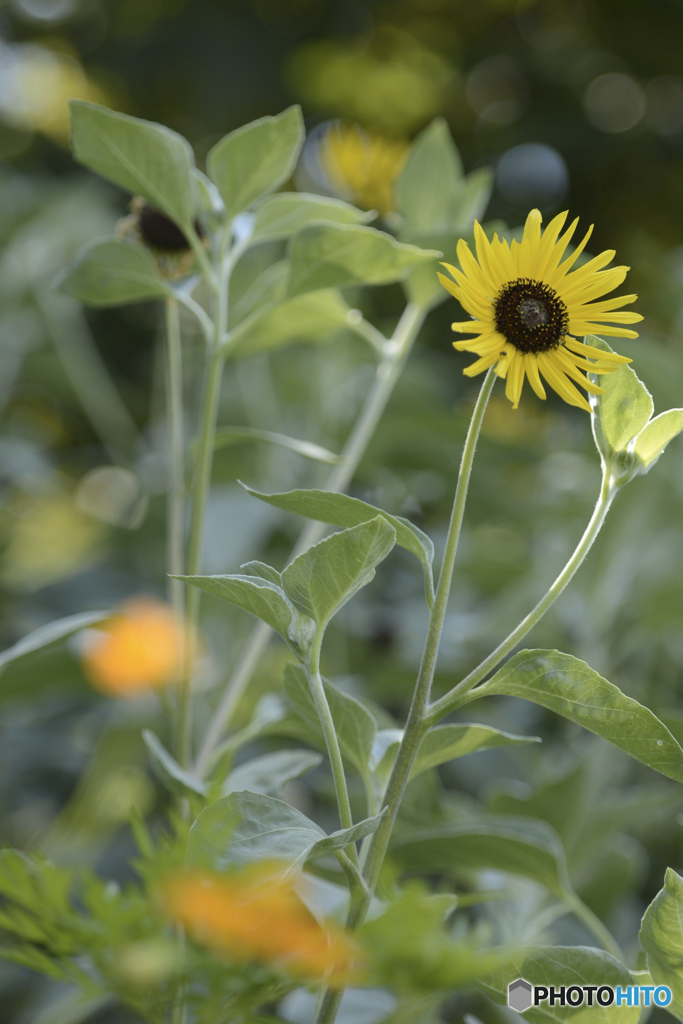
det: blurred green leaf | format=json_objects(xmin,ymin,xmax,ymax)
[
  {"xmin": 251, "ymin": 192, "xmax": 370, "ymax": 243},
  {"xmin": 286, "ymin": 223, "xmax": 439, "ymax": 297},
  {"xmin": 283, "ymin": 662, "xmax": 377, "ymax": 780},
  {"xmin": 588, "ymin": 336, "xmax": 653, "ymax": 456},
  {"xmin": 226, "ymin": 289, "xmax": 354, "ymax": 357},
  {"xmin": 396, "ymin": 118, "xmax": 463, "ymax": 232},
  {"xmin": 633, "ymin": 408, "xmax": 683, "ymax": 470},
  {"xmin": 479, "ymin": 946, "xmax": 641, "ymax": 1024},
  {"xmin": 188, "ymin": 791, "xmax": 385, "ymax": 869},
  {"xmin": 411, "ymin": 724, "xmax": 541, "ymax": 779},
  {"xmin": 640, "ymin": 868, "xmax": 683, "ymax": 1020},
  {"xmin": 280, "ymin": 516, "xmax": 396, "ymax": 628},
  {"xmin": 224, "ymin": 748, "xmax": 322, "ymax": 797},
  {"xmin": 207, "ymin": 106, "xmax": 304, "ymax": 217},
  {"xmin": 239, "ymin": 561, "xmax": 283, "ymax": 586},
  {"xmin": 479, "ymin": 650, "xmax": 683, "ymax": 783},
  {"xmin": 213, "ymin": 426, "xmax": 341, "ymax": 464},
  {"xmin": 70, "ymin": 101, "xmax": 195, "ymax": 230},
  {"xmin": 55, "ymin": 239, "xmax": 172, "ymax": 306},
  {"xmin": 451, "ymin": 167, "xmax": 495, "ymax": 232},
  {"xmin": 142, "ymin": 730, "xmax": 206, "ymax": 798},
  {"xmin": 392, "ymin": 816, "xmax": 570, "ymax": 898},
  {"xmin": 243, "ymin": 486, "xmax": 434, "ymax": 604},
  {"xmin": 175, "ymin": 572, "xmax": 315, "ymax": 660},
  {"xmin": 0, "ymin": 611, "xmax": 107, "ymax": 674}
]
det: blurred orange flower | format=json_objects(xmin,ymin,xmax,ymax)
[
  {"xmin": 321, "ymin": 122, "xmax": 409, "ymax": 216},
  {"xmin": 81, "ymin": 597, "xmax": 186, "ymax": 697},
  {"xmin": 164, "ymin": 865, "xmax": 363, "ymax": 986}
]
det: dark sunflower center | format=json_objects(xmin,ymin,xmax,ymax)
[
  {"xmin": 138, "ymin": 203, "xmax": 200, "ymax": 251},
  {"xmin": 493, "ymin": 277, "xmax": 568, "ymax": 354}
]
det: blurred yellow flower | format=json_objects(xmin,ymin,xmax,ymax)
[
  {"xmin": 321, "ymin": 122, "xmax": 409, "ymax": 216},
  {"xmin": 164, "ymin": 865, "xmax": 363, "ymax": 986},
  {"xmin": 439, "ymin": 209, "xmax": 642, "ymax": 412},
  {"xmin": 81, "ymin": 597, "xmax": 186, "ymax": 698}
]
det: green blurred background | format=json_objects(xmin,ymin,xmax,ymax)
[{"xmin": 1, "ymin": 1, "xmax": 683, "ymax": 1021}]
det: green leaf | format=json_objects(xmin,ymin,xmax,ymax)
[
  {"xmin": 395, "ymin": 118, "xmax": 464, "ymax": 232},
  {"xmin": 188, "ymin": 791, "xmax": 385, "ymax": 870},
  {"xmin": 392, "ymin": 816, "xmax": 570, "ymax": 898},
  {"xmin": 240, "ymin": 561, "xmax": 283, "ymax": 586},
  {"xmin": 633, "ymin": 408, "xmax": 683, "ymax": 470},
  {"xmin": 224, "ymin": 749, "xmax": 322, "ymax": 797},
  {"xmin": 479, "ymin": 946, "xmax": 641, "ymax": 1024},
  {"xmin": 0, "ymin": 611, "xmax": 107, "ymax": 674},
  {"xmin": 640, "ymin": 868, "xmax": 683, "ymax": 1020},
  {"xmin": 55, "ymin": 239, "xmax": 171, "ymax": 307},
  {"xmin": 207, "ymin": 106, "xmax": 304, "ymax": 217},
  {"xmin": 283, "ymin": 662, "xmax": 377, "ymax": 780},
  {"xmin": 479, "ymin": 649, "xmax": 683, "ymax": 784},
  {"xmin": 280, "ymin": 516, "xmax": 396, "ymax": 628},
  {"xmin": 226, "ymin": 289, "xmax": 355, "ymax": 358},
  {"xmin": 142, "ymin": 730, "xmax": 206, "ymax": 798},
  {"xmin": 175, "ymin": 573, "xmax": 315, "ymax": 659},
  {"xmin": 243, "ymin": 486, "xmax": 435, "ymax": 605},
  {"xmin": 587, "ymin": 336, "xmax": 653, "ymax": 456},
  {"xmin": 70, "ymin": 101, "xmax": 195, "ymax": 230},
  {"xmin": 411, "ymin": 724, "xmax": 541, "ymax": 779},
  {"xmin": 214, "ymin": 426, "xmax": 341, "ymax": 464},
  {"xmin": 251, "ymin": 192, "xmax": 370, "ymax": 243},
  {"xmin": 451, "ymin": 167, "xmax": 495, "ymax": 233},
  {"xmin": 286, "ymin": 223, "xmax": 440, "ymax": 298}
]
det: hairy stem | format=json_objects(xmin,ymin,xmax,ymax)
[
  {"xmin": 315, "ymin": 369, "xmax": 496, "ymax": 1024},
  {"xmin": 426, "ymin": 471, "xmax": 615, "ymax": 725},
  {"xmin": 194, "ymin": 302, "xmax": 426, "ymax": 777}
]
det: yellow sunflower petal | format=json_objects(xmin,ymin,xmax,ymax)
[
  {"xmin": 505, "ymin": 351, "xmax": 526, "ymax": 408},
  {"xmin": 548, "ymin": 224, "xmax": 594, "ymax": 285},
  {"xmin": 537, "ymin": 352, "xmax": 593, "ymax": 412},
  {"xmin": 462, "ymin": 349, "xmax": 501, "ymax": 377},
  {"xmin": 571, "ymin": 324, "xmax": 640, "ymax": 338},
  {"xmin": 553, "ymin": 348, "xmax": 607, "ymax": 395},
  {"xmin": 524, "ymin": 353, "xmax": 547, "ymax": 400},
  {"xmin": 575, "ymin": 293, "xmax": 639, "ymax": 314},
  {"xmin": 563, "ymin": 338, "xmax": 632, "ymax": 364}
]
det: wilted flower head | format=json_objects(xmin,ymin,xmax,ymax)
[
  {"xmin": 81, "ymin": 597, "xmax": 187, "ymax": 697},
  {"xmin": 164, "ymin": 865, "xmax": 362, "ymax": 986},
  {"xmin": 116, "ymin": 197, "xmax": 204, "ymax": 280},
  {"xmin": 320, "ymin": 122, "xmax": 409, "ymax": 216},
  {"xmin": 439, "ymin": 209, "xmax": 642, "ymax": 411}
]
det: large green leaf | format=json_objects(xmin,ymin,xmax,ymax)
[
  {"xmin": 55, "ymin": 239, "xmax": 172, "ymax": 307},
  {"xmin": 226, "ymin": 289, "xmax": 354, "ymax": 358},
  {"xmin": 392, "ymin": 816, "xmax": 570, "ymax": 898},
  {"xmin": 283, "ymin": 662, "xmax": 377, "ymax": 780},
  {"xmin": 280, "ymin": 516, "xmax": 396, "ymax": 628},
  {"xmin": 479, "ymin": 946, "xmax": 641, "ymax": 1024},
  {"xmin": 479, "ymin": 650, "xmax": 683, "ymax": 784},
  {"xmin": 395, "ymin": 118, "xmax": 464, "ymax": 232},
  {"xmin": 640, "ymin": 868, "xmax": 683, "ymax": 1020},
  {"xmin": 224, "ymin": 749, "xmax": 322, "ymax": 798},
  {"xmin": 411, "ymin": 724, "xmax": 541, "ymax": 779},
  {"xmin": 286, "ymin": 223, "xmax": 439, "ymax": 297},
  {"xmin": 187, "ymin": 791, "xmax": 385, "ymax": 870},
  {"xmin": 0, "ymin": 611, "xmax": 107, "ymax": 675},
  {"xmin": 175, "ymin": 573, "xmax": 315, "ymax": 659},
  {"xmin": 243, "ymin": 486, "xmax": 434, "ymax": 604},
  {"xmin": 70, "ymin": 101, "xmax": 195, "ymax": 230},
  {"xmin": 588, "ymin": 336, "xmax": 653, "ymax": 457},
  {"xmin": 251, "ymin": 192, "xmax": 370, "ymax": 243},
  {"xmin": 207, "ymin": 106, "xmax": 304, "ymax": 217},
  {"xmin": 633, "ymin": 409, "xmax": 683, "ymax": 471}
]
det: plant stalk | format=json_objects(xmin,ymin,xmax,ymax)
[
  {"xmin": 194, "ymin": 302, "xmax": 426, "ymax": 777},
  {"xmin": 426, "ymin": 471, "xmax": 616, "ymax": 725},
  {"xmin": 314, "ymin": 368, "xmax": 497, "ymax": 1024}
]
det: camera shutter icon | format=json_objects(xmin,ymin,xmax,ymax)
[{"xmin": 508, "ymin": 978, "xmax": 533, "ymax": 1012}]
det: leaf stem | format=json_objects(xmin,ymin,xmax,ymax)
[
  {"xmin": 426, "ymin": 471, "xmax": 616, "ymax": 726},
  {"xmin": 314, "ymin": 368, "xmax": 496, "ymax": 1024},
  {"xmin": 564, "ymin": 889, "xmax": 625, "ymax": 962},
  {"xmin": 164, "ymin": 298, "xmax": 186, "ymax": 620},
  {"xmin": 194, "ymin": 302, "xmax": 426, "ymax": 777}
]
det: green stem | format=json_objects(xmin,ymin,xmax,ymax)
[
  {"xmin": 315, "ymin": 368, "xmax": 496, "ymax": 1024},
  {"xmin": 565, "ymin": 890, "xmax": 625, "ymax": 962},
  {"xmin": 306, "ymin": 632, "xmax": 359, "ymax": 867},
  {"xmin": 164, "ymin": 298, "xmax": 186, "ymax": 617},
  {"xmin": 426, "ymin": 471, "xmax": 615, "ymax": 725},
  {"xmin": 193, "ymin": 302, "xmax": 426, "ymax": 777}
]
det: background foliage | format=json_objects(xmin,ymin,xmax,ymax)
[{"xmin": 1, "ymin": 1, "xmax": 683, "ymax": 1022}]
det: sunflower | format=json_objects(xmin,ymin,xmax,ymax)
[
  {"xmin": 321, "ymin": 122, "xmax": 409, "ymax": 216},
  {"xmin": 438, "ymin": 209, "xmax": 643, "ymax": 412}
]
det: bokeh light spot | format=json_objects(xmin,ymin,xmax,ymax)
[
  {"xmin": 584, "ymin": 72, "xmax": 646, "ymax": 134},
  {"xmin": 496, "ymin": 142, "xmax": 568, "ymax": 210}
]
